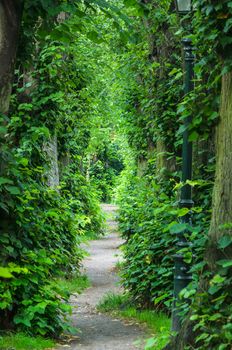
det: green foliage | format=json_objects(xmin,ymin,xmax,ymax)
[
  {"xmin": 88, "ymin": 138, "xmax": 124, "ymax": 202},
  {"xmin": 116, "ymin": 172, "xmax": 210, "ymax": 313},
  {"xmin": 0, "ymin": 4, "xmax": 108, "ymax": 336},
  {"xmin": 193, "ymin": 0, "xmax": 232, "ymax": 59},
  {"xmin": 117, "ymin": 0, "xmax": 182, "ymax": 161},
  {"xmin": 180, "ymin": 238, "xmax": 232, "ymax": 350},
  {"xmin": 117, "ymin": 174, "xmax": 176, "ymax": 310}
]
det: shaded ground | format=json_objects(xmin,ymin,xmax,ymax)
[{"xmin": 57, "ymin": 204, "xmax": 145, "ymax": 350}]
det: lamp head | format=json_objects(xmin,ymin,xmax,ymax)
[{"xmin": 175, "ymin": 0, "xmax": 192, "ymax": 14}]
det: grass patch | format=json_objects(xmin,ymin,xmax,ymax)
[
  {"xmin": 84, "ymin": 230, "xmax": 106, "ymax": 240},
  {"xmin": 97, "ymin": 292, "xmax": 171, "ymax": 350},
  {"xmin": 97, "ymin": 292, "xmax": 129, "ymax": 312},
  {"xmin": 0, "ymin": 332, "xmax": 55, "ymax": 350},
  {"xmin": 114, "ymin": 260, "xmax": 124, "ymax": 272},
  {"xmin": 105, "ymin": 211, "xmax": 117, "ymax": 221},
  {"xmin": 55, "ymin": 274, "xmax": 91, "ymax": 294}
]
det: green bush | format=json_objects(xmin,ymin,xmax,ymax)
[
  {"xmin": 117, "ymin": 174, "xmax": 176, "ymax": 311},
  {"xmin": 117, "ymin": 169, "xmax": 211, "ymax": 316},
  {"xmin": 185, "ymin": 237, "xmax": 232, "ymax": 350}
]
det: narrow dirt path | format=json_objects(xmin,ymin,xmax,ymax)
[{"xmin": 57, "ymin": 204, "xmax": 145, "ymax": 350}]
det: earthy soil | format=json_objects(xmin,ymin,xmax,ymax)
[{"xmin": 57, "ymin": 204, "xmax": 145, "ymax": 350}]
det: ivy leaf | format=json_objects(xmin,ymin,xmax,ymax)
[
  {"xmin": 169, "ymin": 223, "xmax": 187, "ymax": 234},
  {"xmin": 46, "ymin": 210, "xmax": 59, "ymax": 219},
  {"xmin": 154, "ymin": 293, "xmax": 169, "ymax": 305},
  {"xmin": 196, "ymin": 333, "xmax": 208, "ymax": 343},
  {"xmin": 18, "ymin": 158, "xmax": 29, "ymax": 166},
  {"xmin": 0, "ymin": 126, "xmax": 7, "ymax": 135},
  {"xmin": 190, "ymin": 314, "xmax": 199, "ymax": 321},
  {"xmin": 177, "ymin": 208, "xmax": 189, "ymax": 217},
  {"xmin": 0, "ymin": 202, "xmax": 9, "ymax": 213},
  {"xmin": 189, "ymin": 131, "xmax": 199, "ymax": 141},
  {"xmin": 224, "ymin": 18, "xmax": 232, "ymax": 33},
  {"xmin": 5, "ymin": 186, "xmax": 21, "ymax": 195},
  {"xmin": 14, "ymin": 314, "xmax": 32, "ymax": 327},
  {"xmin": 87, "ymin": 31, "xmax": 104, "ymax": 43},
  {"xmin": 217, "ymin": 259, "xmax": 232, "ymax": 268},
  {"xmin": 0, "ymin": 177, "xmax": 14, "ymax": 186},
  {"xmin": 0, "ymin": 267, "xmax": 13, "ymax": 278},
  {"xmin": 177, "ymin": 124, "xmax": 187, "ymax": 135},
  {"xmin": 209, "ymin": 313, "xmax": 222, "ymax": 321},
  {"xmin": 124, "ymin": 0, "xmax": 137, "ymax": 6},
  {"xmin": 210, "ymin": 274, "xmax": 225, "ymax": 284},
  {"xmin": 221, "ymin": 65, "xmax": 231, "ymax": 76},
  {"xmin": 208, "ymin": 284, "xmax": 221, "ymax": 295},
  {"xmin": 218, "ymin": 235, "xmax": 232, "ymax": 249},
  {"xmin": 221, "ymin": 36, "xmax": 232, "ymax": 48}
]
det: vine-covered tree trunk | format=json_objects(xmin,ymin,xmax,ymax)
[
  {"xmin": 164, "ymin": 69, "xmax": 232, "ymax": 350},
  {"xmin": 208, "ymin": 69, "xmax": 232, "ymax": 245},
  {"xmin": 137, "ymin": 157, "xmax": 148, "ymax": 177},
  {"xmin": 156, "ymin": 138, "xmax": 176, "ymax": 174},
  {"xmin": 44, "ymin": 134, "xmax": 60, "ymax": 188},
  {"xmin": 59, "ymin": 153, "xmax": 71, "ymax": 179},
  {"xmin": 0, "ymin": 1, "xmax": 23, "ymax": 114},
  {"xmin": 147, "ymin": 1, "xmax": 178, "ymax": 177},
  {"xmin": 0, "ymin": 2, "xmax": 24, "ymax": 282}
]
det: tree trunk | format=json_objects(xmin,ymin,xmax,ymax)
[
  {"xmin": 59, "ymin": 152, "xmax": 71, "ymax": 180},
  {"xmin": 206, "ymin": 69, "xmax": 232, "ymax": 267},
  {"xmin": 164, "ymin": 69, "xmax": 232, "ymax": 350},
  {"xmin": 0, "ymin": 0, "xmax": 23, "ymax": 114},
  {"xmin": 208, "ymin": 70, "xmax": 232, "ymax": 240},
  {"xmin": 156, "ymin": 138, "xmax": 176, "ymax": 175},
  {"xmin": 137, "ymin": 156, "xmax": 148, "ymax": 177},
  {"xmin": 44, "ymin": 134, "xmax": 60, "ymax": 188}
]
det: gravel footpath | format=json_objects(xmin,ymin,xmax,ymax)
[{"xmin": 57, "ymin": 204, "xmax": 145, "ymax": 350}]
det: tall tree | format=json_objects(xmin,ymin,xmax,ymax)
[{"xmin": 0, "ymin": 0, "xmax": 23, "ymax": 114}]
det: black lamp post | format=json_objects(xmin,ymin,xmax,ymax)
[{"xmin": 172, "ymin": 0, "xmax": 194, "ymax": 333}]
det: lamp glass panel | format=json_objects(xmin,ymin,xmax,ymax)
[{"xmin": 176, "ymin": 0, "xmax": 192, "ymax": 12}]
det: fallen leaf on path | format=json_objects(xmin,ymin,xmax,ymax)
[{"xmin": 56, "ymin": 345, "xmax": 71, "ymax": 348}]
